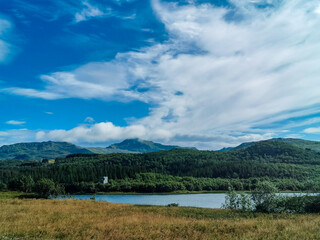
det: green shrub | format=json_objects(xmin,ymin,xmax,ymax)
[
  {"xmin": 304, "ymin": 196, "xmax": 320, "ymax": 213},
  {"xmin": 167, "ymin": 203, "xmax": 179, "ymax": 207},
  {"xmin": 222, "ymin": 187, "xmax": 253, "ymax": 211},
  {"xmin": 0, "ymin": 181, "xmax": 7, "ymax": 191}
]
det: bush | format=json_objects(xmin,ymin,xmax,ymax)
[{"xmin": 167, "ymin": 203, "xmax": 179, "ymax": 207}]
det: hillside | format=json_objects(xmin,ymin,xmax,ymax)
[
  {"xmin": 86, "ymin": 147, "xmax": 136, "ymax": 154},
  {"xmin": 0, "ymin": 141, "xmax": 92, "ymax": 161},
  {"xmin": 105, "ymin": 138, "xmax": 186, "ymax": 153},
  {"xmin": 220, "ymin": 138, "xmax": 320, "ymax": 152},
  {"xmin": 272, "ymin": 138, "xmax": 320, "ymax": 152}
]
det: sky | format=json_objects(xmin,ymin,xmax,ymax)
[{"xmin": 1, "ymin": 0, "xmax": 320, "ymax": 149}]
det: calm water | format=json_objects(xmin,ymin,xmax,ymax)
[
  {"xmin": 62, "ymin": 193, "xmax": 314, "ymax": 209},
  {"xmin": 66, "ymin": 194, "xmax": 226, "ymax": 208}
]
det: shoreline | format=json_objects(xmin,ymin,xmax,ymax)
[
  {"xmin": 1, "ymin": 190, "xmax": 317, "ymax": 200},
  {"xmin": 66, "ymin": 190, "xmax": 315, "ymax": 196}
]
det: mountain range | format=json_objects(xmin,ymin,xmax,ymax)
[
  {"xmin": 1, "ymin": 137, "xmax": 320, "ymax": 161},
  {"xmin": 0, "ymin": 138, "xmax": 192, "ymax": 161}
]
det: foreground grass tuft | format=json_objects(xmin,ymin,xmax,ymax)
[{"xmin": 1, "ymin": 198, "xmax": 320, "ymax": 239}]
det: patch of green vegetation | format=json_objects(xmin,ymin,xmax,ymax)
[{"xmin": 0, "ymin": 191, "xmax": 35, "ymax": 199}]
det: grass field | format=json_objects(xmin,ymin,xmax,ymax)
[{"xmin": 1, "ymin": 194, "xmax": 320, "ymax": 239}]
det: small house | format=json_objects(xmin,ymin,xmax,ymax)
[{"xmin": 101, "ymin": 176, "xmax": 108, "ymax": 184}]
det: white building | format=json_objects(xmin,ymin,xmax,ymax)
[{"xmin": 101, "ymin": 176, "xmax": 108, "ymax": 184}]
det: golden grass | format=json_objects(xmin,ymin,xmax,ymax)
[{"xmin": 1, "ymin": 198, "xmax": 320, "ymax": 240}]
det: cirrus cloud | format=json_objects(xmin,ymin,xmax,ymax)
[
  {"xmin": 0, "ymin": 17, "xmax": 16, "ymax": 63},
  {"xmin": 303, "ymin": 127, "xmax": 320, "ymax": 134},
  {"xmin": 74, "ymin": 1, "xmax": 109, "ymax": 23},
  {"xmin": 6, "ymin": 120, "xmax": 26, "ymax": 126}
]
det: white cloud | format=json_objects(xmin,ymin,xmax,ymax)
[
  {"xmin": 34, "ymin": 121, "xmax": 271, "ymax": 149},
  {"xmin": 0, "ymin": 131, "xmax": 8, "ymax": 137},
  {"xmin": 0, "ymin": 122, "xmax": 272, "ymax": 149},
  {"xmin": 303, "ymin": 128, "xmax": 320, "ymax": 134},
  {"xmin": 2, "ymin": 88, "xmax": 63, "ymax": 100},
  {"xmin": 124, "ymin": 0, "xmax": 320, "ymax": 146},
  {"xmin": 10, "ymin": 0, "xmax": 133, "ymax": 24},
  {"xmin": 4, "ymin": 0, "xmax": 320, "ymax": 148},
  {"xmin": 315, "ymin": 4, "xmax": 320, "ymax": 14},
  {"xmin": 0, "ymin": 18, "xmax": 14, "ymax": 63},
  {"xmin": 0, "ymin": 129, "xmax": 35, "ymax": 147},
  {"xmin": 3, "ymin": 61, "xmax": 133, "ymax": 100},
  {"xmin": 36, "ymin": 122, "xmax": 151, "ymax": 143},
  {"xmin": 74, "ymin": 1, "xmax": 109, "ymax": 23},
  {"xmin": 6, "ymin": 120, "xmax": 26, "ymax": 126},
  {"xmin": 84, "ymin": 117, "xmax": 95, "ymax": 123}
]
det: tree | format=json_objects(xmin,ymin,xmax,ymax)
[
  {"xmin": 42, "ymin": 158, "xmax": 49, "ymax": 164},
  {"xmin": 35, "ymin": 178, "xmax": 64, "ymax": 198},
  {"xmin": 222, "ymin": 187, "xmax": 252, "ymax": 211},
  {"xmin": 19, "ymin": 175, "xmax": 35, "ymax": 193},
  {"xmin": 251, "ymin": 181, "xmax": 279, "ymax": 213}
]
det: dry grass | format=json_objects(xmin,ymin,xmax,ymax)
[{"xmin": 1, "ymin": 198, "xmax": 320, "ymax": 240}]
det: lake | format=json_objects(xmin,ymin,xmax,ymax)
[
  {"xmin": 65, "ymin": 194, "xmax": 226, "ymax": 208},
  {"xmin": 62, "ymin": 193, "xmax": 314, "ymax": 209}
]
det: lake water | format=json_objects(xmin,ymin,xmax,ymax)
[
  {"xmin": 66, "ymin": 194, "xmax": 226, "ymax": 208},
  {"xmin": 62, "ymin": 193, "xmax": 314, "ymax": 209}
]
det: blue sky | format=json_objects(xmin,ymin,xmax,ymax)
[{"xmin": 1, "ymin": 0, "xmax": 320, "ymax": 149}]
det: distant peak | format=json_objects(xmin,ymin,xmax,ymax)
[{"xmin": 106, "ymin": 138, "xmax": 184, "ymax": 153}]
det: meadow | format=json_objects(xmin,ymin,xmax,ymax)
[{"xmin": 1, "ymin": 194, "xmax": 320, "ymax": 240}]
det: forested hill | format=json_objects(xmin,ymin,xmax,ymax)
[
  {"xmin": 105, "ymin": 138, "xmax": 192, "ymax": 153},
  {"xmin": 0, "ymin": 141, "xmax": 92, "ymax": 161},
  {"xmin": 2, "ymin": 140, "xmax": 320, "ymax": 193},
  {"xmin": 220, "ymin": 138, "xmax": 320, "ymax": 152}
]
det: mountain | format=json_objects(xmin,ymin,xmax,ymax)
[
  {"xmin": 105, "ymin": 138, "xmax": 190, "ymax": 153},
  {"xmin": 235, "ymin": 140, "xmax": 320, "ymax": 164},
  {"xmin": 0, "ymin": 141, "xmax": 92, "ymax": 161},
  {"xmin": 86, "ymin": 147, "xmax": 136, "ymax": 154},
  {"xmin": 271, "ymin": 138, "xmax": 320, "ymax": 152},
  {"xmin": 220, "ymin": 138, "xmax": 320, "ymax": 152}
]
